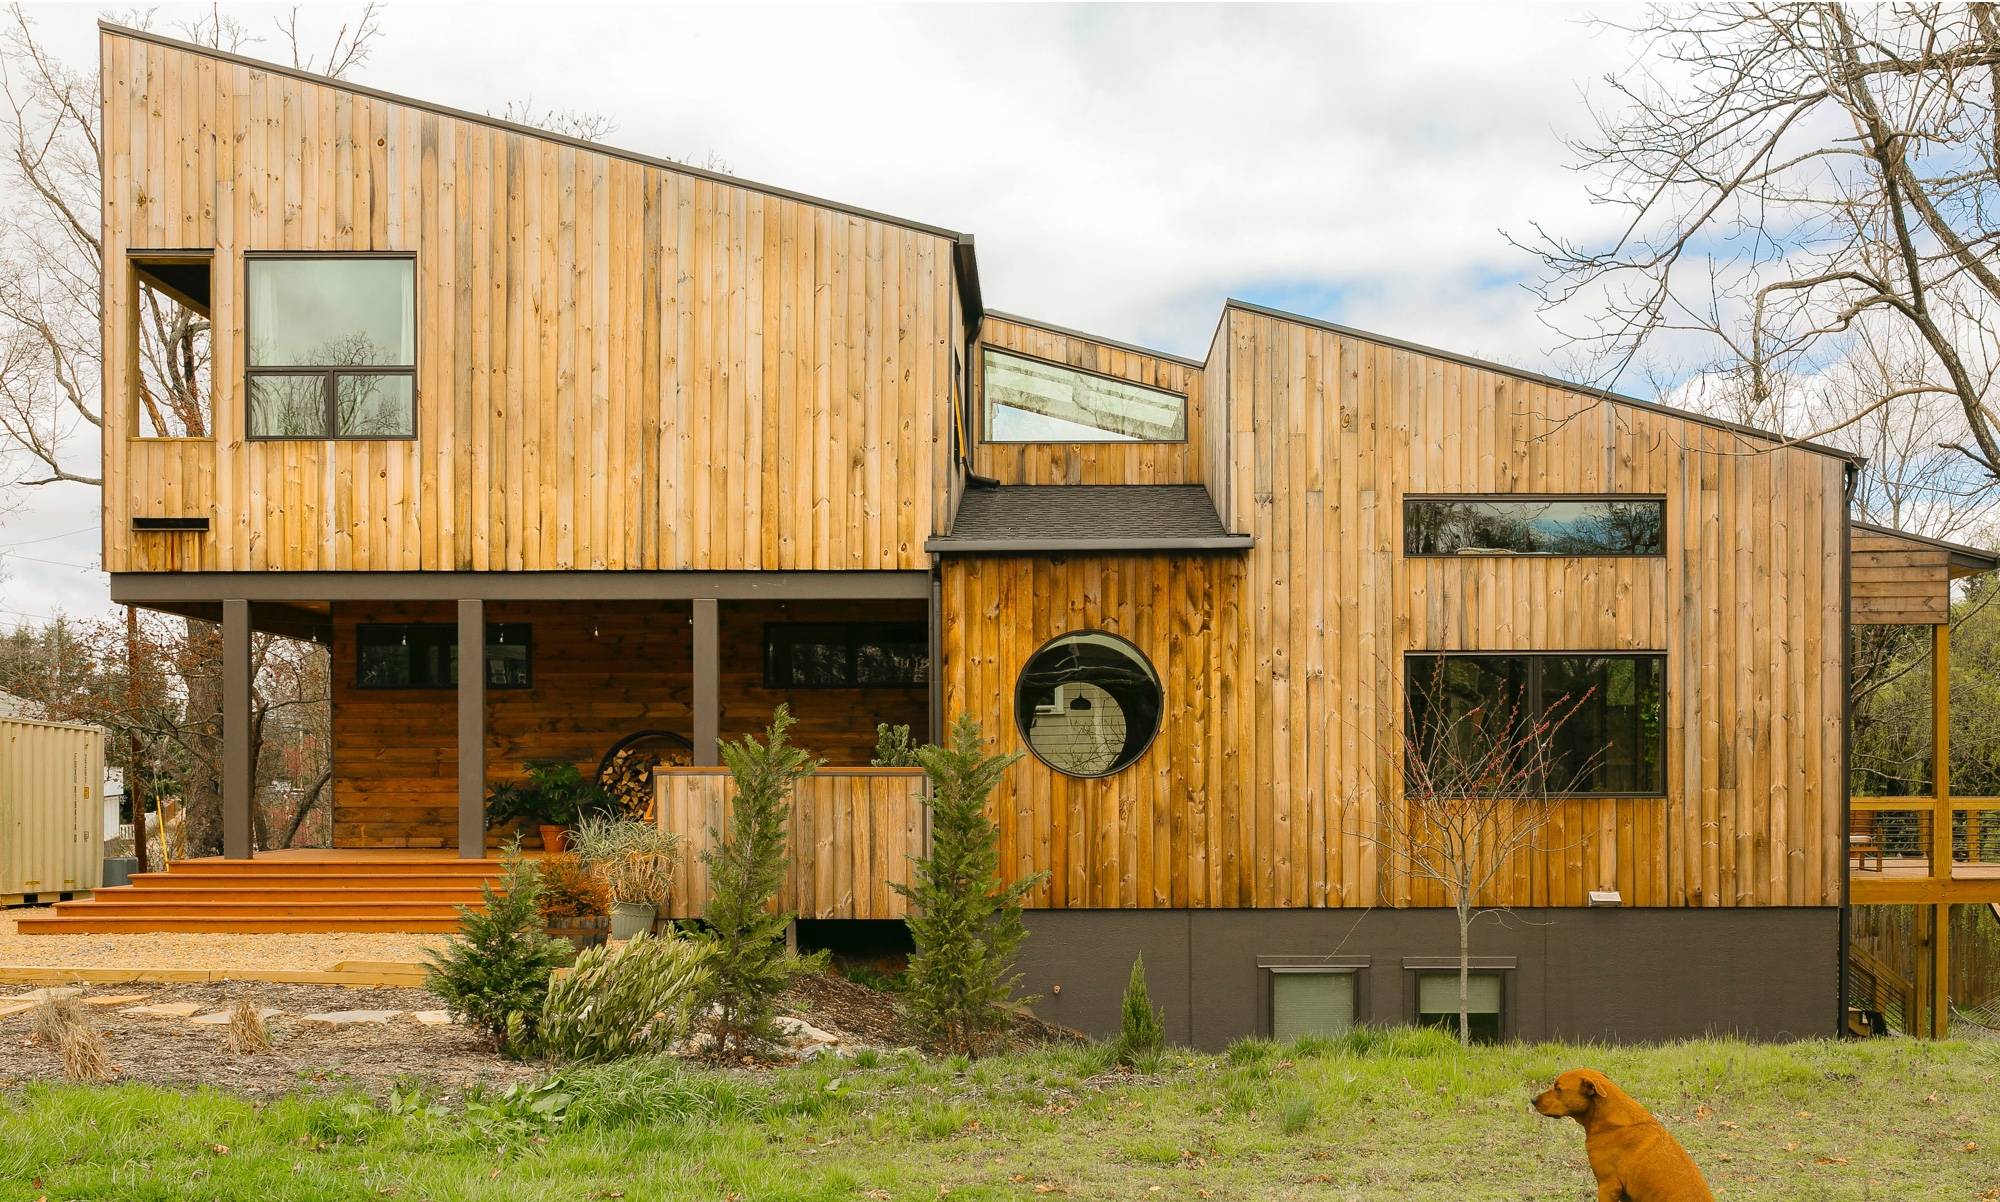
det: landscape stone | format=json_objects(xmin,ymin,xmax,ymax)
[
  {"xmin": 0, "ymin": 1001, "xmax": 35, "ymax": 1020},
  {"xmin": 301, "ymin": 1009, "xmax": 403, "ymax": 1025},
  {"xmin": 83, "ymin": 994, "xmax": 150, "ymax": 1008},
  {"xmin": 123, "ymin": 1001, "xmax": 205, "ymax": 1019},
  {"xmin": 409, "ymin": 1010, "xmax": 452, "ymax": 1026},
  {"xmin": 4, "ymin": 987, "xmax": 82, "ymax": 1003}
]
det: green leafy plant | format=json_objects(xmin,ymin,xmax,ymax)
[
  {"xmin": 535, "ymin": 853, "xmax": 609, "ymax": 921},
  {"xmin": 570, "ymin": 815, "xmax": 681, "ymax": 910},
  {"xmin": 423, "ymin": 842, "xmax": 572, "ymax": 1052},
  {"xmin": 698, "ymin": 705, "xmax": 825, "ymax": 1057},
  {"xmin": 871, "ymin": 722, "xmax": 920, "ymax": 767},
  {"xmin": 486, "ymin": 759, "xmax": 613, "ymax": 828},
  {"xmin": 1115, "ymin": 954, "xmax": 1166, "ymax": 1067},
  {"xmin": 535, "ymin": 932, "xmax": 713, "ymax": 1062},
  {"xmin": 893, "ymin": 714, "xmax": 1045, "ymax": 1055}
]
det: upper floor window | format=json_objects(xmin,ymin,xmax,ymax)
[
  {"xmin": 1404, "ymin": 497, "xmax": 1665, "ymax": 556},
  {"xmin": 247, "ymin": 255, "xmax": 416, "ymax": 439},
  {"xmin": 982, "ymin": 347, "xmax": 1185, "ymax": 443},
  {"xmin": 130, "ymin": 251, "xmax": 214, "ymax": 439}
]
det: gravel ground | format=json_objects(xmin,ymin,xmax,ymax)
[
  {"xmin": 0, "ymin": 915, "xmax": 446, "ymax": 971},
  {"xmin": 0, "ymin": 981, "xmax": 530, "ymax": 1097}
]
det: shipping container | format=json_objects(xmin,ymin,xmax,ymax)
[{"xmin": 0, "ymin": 716, "xmax": 104, "ymax": 901}]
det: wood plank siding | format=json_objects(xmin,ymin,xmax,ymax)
[
  {"xmin": 971, "ymin": 315, "xmax": 1207, "ymax": 486},
  {"xmin": 101, "ymin": 29, "xmax": 962, "ymax": 575},
  {"xmin": 1849, "ymin": 529, "xmax": 1952, "ymax": 625},
  {"xmin": 330, "ymin": 599, "xmax": 927, "ymax": 847},
  {"xmin": 943, "ymin": 305, "xmax": 1851, "ymax": 911}
]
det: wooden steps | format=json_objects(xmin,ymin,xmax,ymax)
[{"xmin": 13, "ymin": 854, "xmax": 502, "ymax": 934}]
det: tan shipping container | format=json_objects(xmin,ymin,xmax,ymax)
[{"xmin": 0, "ymin": 716, "xmax": 104, "ymax": 898}]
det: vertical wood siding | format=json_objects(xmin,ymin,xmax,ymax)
[
  {"xmin": 942, "ymin": 307, "xmax": 1849, "ymax": 910},
  {"xmin": 101, "ymin": 32, "xmax": 958, "ymax": 575}
]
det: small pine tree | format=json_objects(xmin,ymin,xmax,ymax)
[
  {"xmin": 893, "ymin": 713, "xmax": 1046, "ymax": 1055},
  {"xmin": 872, "ymin": 722, "xmax": 920, "ymax": 767},
  {"xmin": 424, "ymin": 842, "xmax": 572, "ymax": 1053},
  {"xmin": 699, "ymin": 705, "xmax": 824, "ymax": 1057},
  {"xmin": 1115, "ymin": 954, "xmax": 1166, "ymax": 1066}
]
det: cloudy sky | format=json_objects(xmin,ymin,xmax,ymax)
[{"xmin": 0, "ymin": 1, "xmax": 1639, "ymax": 628}]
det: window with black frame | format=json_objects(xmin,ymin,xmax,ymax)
[
  {"xmin": 1404, "ymin": 653, "xmax": 1665, "ymax": 796},
  {"xmin": 1014, "ymin": 631, "xmax": 1163, "ymax": 778},
  {"xmin": 356, "ymin": 623, "xmax": 531, "ymax": 689},
  {"xmin": 247, "ymin": 256, "xmax": 416, "ymax": 439},
  {"xmin": 1415, "ymin": 972, "xmax": 1503, "ymax": 1044},
  {"xmin": 763, "ymin": 623, "xmax": 928, "ymax": 689},
  {"xmin": 1403, "ymin": 497, "xmax": 1665, "ymax": 556}
]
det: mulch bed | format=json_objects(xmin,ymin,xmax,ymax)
[{"xmin": 783, "ymin": 971, "xmax": 1084, "ymax": 1053}]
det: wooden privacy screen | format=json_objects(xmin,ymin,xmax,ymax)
[{"xmin": 655, "ymin": 768, "xmax": 926, "ymax": 920}]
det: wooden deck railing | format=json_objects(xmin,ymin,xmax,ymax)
[
  {"xmin": 1849, "ymin": 797, "xmax": 2000, "ymax": 873},
  {"xmin": 654, "ymin": 767, "xmax": 928, "ymax": 920}
]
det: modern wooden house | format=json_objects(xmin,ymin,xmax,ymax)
[{"xmin": 33, "ymin": 23, "xmax": 2000, "ymax": 1045}]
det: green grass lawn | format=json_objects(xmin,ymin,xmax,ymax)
[{"xmin": 3, "ymin": 1029, "xmax": 1996, "ymax": 1201}]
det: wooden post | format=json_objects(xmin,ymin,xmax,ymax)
[
  {"xmin": 458, "ymin": 599, "xmax": 486, "ymax": 858},
  {"xmin": 693, "ymin": 598, "xmax": 719, "ymax": 765},
  {"xmin": 222, "ymin": 599, "xmax": 252, "ymax": 860},
  {"xmin": 1930, "ymin": 623, "xmax": 1951, "ymax": 1038}
]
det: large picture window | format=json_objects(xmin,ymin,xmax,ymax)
[
  {"xmin": 356, "ymin": 623, "xmax": 530, "ymax": 690},
  {"xmin": 1014, "ymin": 631, "xmax": 1163, "ymax": 778},
  {"xmin": 1403, "ymin": 497, "xmax": 1665, "ymax": 556},
  {"xmin": 982, "ymin": 347, "xmax": 1186, "ymax": 443},
  {"xmin": 247, "ymin": 255, "xmax": 416, "ymax": 439},
  {"xmin": 1405, "ymin": 653, "xmax": 1665, "ymax": 796},
  {"xmin": 763, "ymin": 623, "xmax": 929, "ymax": 689}
]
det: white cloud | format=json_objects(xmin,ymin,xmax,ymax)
[{"xmin": 0, "ymin": 1, "xmax": 1641, "ymax": 624}]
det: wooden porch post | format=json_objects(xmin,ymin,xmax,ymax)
[
  {"xmin": 693, "ymin": 598, "xmax": 719, "ymax": 765},
  {"xmin": 1930, "ymin": 622, "xmax": 1951, "ymax": 1037},
  {"xmin": 222, "ymin": 598, "xmax": 253, "ymax": 860},
  {"xmin": 457, "ymin": 599, "xmax": 486, "ymax": 858}
]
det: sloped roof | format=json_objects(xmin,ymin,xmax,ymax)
[
  {"xmin": 926, "ymin": 485, "xmax": 1251, "ymax": 554},
  {"xmin": 1852, "ymin": 521, "xmax": 2000, "ymax": 576}
]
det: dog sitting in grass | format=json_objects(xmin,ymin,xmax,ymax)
[{"xmin": 1533, "ymin": 1068, "xmax": 1716, "ymax": 1202}]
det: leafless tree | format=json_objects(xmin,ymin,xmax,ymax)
[
  {"xmin": 1350, "ymin": 658, "xmax": 1598, "ymax": 1045},
  {"xmin": 1517, "ymin": 4, "xmax": 2000, "ymax": 479},
  {"xmin": 492, "ymin": 98, "xmax": 619, "ymax": 143}
]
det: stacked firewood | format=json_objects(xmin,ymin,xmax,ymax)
[{"xmin": 598, "ymin": 743, "xmax": 691, "ymax": 820}]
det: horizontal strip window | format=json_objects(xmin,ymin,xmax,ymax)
[
  {"xmin": 247, "ymin": 255, "xmax": 416, "ymax": 439},
  {"xmin": 131, "ymin": 516, "xmax": 210, "ymax": 532},
  {"xmin": 1406, "ymin": 652, "xmax": 1665, "ymax": 797},
  {"xmin": 982, "ymin": 347, "xmax": 1186, "ymax": 443},
  {"xmin": 763, "ymin": 622, "xmax": 928, "ymax": 689},
  {"xmin": 356, "ymin": 623, "xmax": 530, "ymax": 690},
  {"xmin": 1404, "ymin": 496, "xmax": 1665, "ymax": 556}
]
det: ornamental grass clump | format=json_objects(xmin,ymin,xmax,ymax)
[
  {"xmin": 33, "ymin": 995, "xmax": 114, "ymax": 1082},
  {"xmin": 570, "ymin": 816, "xmax": 680, "ymax": 912},
  {"xmin": 424, "ymin": 842, "xmax": 572, "ymax": 1053},
  {"xmin": 535, "ymin": 932, "xmax": 713, "ymax": 1062},
  {"xmin": 225, "ymin": 997, "xmax": 271, "ymax": 1055}
]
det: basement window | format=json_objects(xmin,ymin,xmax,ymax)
[
  {"xmin": 130, "ymin": 252, "xmax": 214, "ymax": 439},
  {"xmin": 982, "ymin": 347, "xmax": 1186, "ymax": 442},
  {"xmin": 247, "ymin": 255, "xmax": 416, "ymax": 439},
  {"xmin": 1269, "ymin": 969, "xmax": 1359, "ymax": 1041},
  {"xmin": 1415, "ymin": 972, "xmax": 1504, "ymax": 1045},
  {"xmin": 356, "ymin": 623, "xmax": 531, "ymax": 690}
]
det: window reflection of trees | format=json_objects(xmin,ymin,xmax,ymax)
[
  {"xmin": 1014, "ymin": 633, "xmax": 1162, "ymax": 778},
  {"xmin": 1404, "ymin": 499, "xmax": 1664, "ymax": 555}
]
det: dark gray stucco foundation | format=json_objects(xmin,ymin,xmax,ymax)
[{"xmin": 1016, "ymin": 907, "xmax": 1840, "ymax": 1048}]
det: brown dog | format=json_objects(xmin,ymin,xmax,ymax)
[{"xmin": 1533, "ymin": 1068, "xmax": 1716, "ymax": 1202}]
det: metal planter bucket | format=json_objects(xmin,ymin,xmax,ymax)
[{"xmin": 609, "ymin": 901, "xmax": 656, "ymax": 941}]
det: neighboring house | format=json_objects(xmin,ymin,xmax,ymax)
[
  {"xmin": 0, "ymin": 690, "xmax": 46, "ymax": 720},
  {"xmin": 52, "ymin": 22, "xmax": 1998, "ymax": 1044}
]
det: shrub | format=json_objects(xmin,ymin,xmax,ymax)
[
  {"xmin": 871, "ymin": 723, "xmax": 920, "ymax": 767},
  {"xmin": 536, "ymin": 853, "xmax": 609, "ymax": 921},
  {"xmin": 893, "ymin": 714, "xmax": 1045, "ymax": 1055},
  {"xmin": 424, "ymin": 843, "xmax": 572, "ymax": 1052},
  {"xmin": 570, "ymin": 816, "xmax": 680, "ymax": 911},
  {"xmin": 698, "ymin": 705, "xmax": 825, "ymax": 1056},
  {"xmin": 1115, "ymin": 954, "xmax": 1166, "ymax": 1067},
  {"xmin": 536, "ymin": 932, "xmax": 713, "ymax": 1062}
]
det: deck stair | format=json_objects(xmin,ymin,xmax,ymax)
[{"xmin": 11, "ymin": 854, "xmax": 500, "ymax": 934}]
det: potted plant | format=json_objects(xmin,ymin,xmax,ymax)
[
  {"xmin": 570, "ymin": 815, "xmax": 680, "ymax": 940},
  {"xmin": 535, "ymin": 852, "xmax": 611, "ymax": 949},
  {"xmin": 487, "ymin": 759, "xmax": 611, "ymax": 853}
]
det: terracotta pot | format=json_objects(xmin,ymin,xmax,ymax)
[{"xmin": 539, "ymin": 824, "xmax": 567, "ymax": 854}]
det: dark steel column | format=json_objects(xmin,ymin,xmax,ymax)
[
  {"xmin": 457, "ymin": 598, "xmax": 486, "ymax": 858},
  {"xmin": 693, "ymin": 598, "xmax": 719, "ymax": 764},
  {"xmin": 222, "ymin": 598, "xmax": 252, "ymax": 859}
]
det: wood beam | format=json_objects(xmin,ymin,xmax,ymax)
[
  {"xmin": 222, "ymin": 599, "xmax": 252, "ymax": 860},
  {"xmin": 457, "ymin": 599, "xmax": 486, "ymax": 858},
  {"xmin": 692, "ymin": 598, "xmax": 719, "ymax": 765}
]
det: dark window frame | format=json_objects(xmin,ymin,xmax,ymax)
[
  {"xmin": 1410, "ymin": 968, "xmax": 1509, "ymax": 1045},
  {"xmin": 354, "ymin": 622, "xmax": 532, "ymax": 691},
  {"xmin": 1403, "ymin": 651, "xmax": 1667, "ymax": 799},
  {"xmin": 244, "ymin": 251, "xmax": 418, "ymax": 442},
  {"xmin": 761, "ymin": 621, "xmax": 930, "ymax": 690},
  {"xmin": 1013, "ymin": 628, "xmax": 1165, "ymax": 780},
  {"xmin": 980, "ymin": 345, "xmax": 1189, "ymax": 446},
  {"xmin": 1402, "ymin": 494, "xmax": 1667, "ymax": 557},
  {"xmin": 1260, "ymin": 956, "xmax": 1370, "ymax": 1041}
]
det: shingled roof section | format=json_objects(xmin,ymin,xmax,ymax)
[{"xmin": 925, "ymin": 485, "xmax": 1253, "ymax": 554}]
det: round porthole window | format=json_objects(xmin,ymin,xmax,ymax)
[{"xmin": 1013, "ymin": 631, "xmax": 1163, "ymax": 778}]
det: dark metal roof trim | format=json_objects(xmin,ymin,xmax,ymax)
[
  {"xmin": 983, "ymin": 310, "xmax": 1207, "ymax": 369},
  {"xmin": 1852, "ymin": 520, "xmax": 2000, "ymax": 572},
  {"xmin": 924, "ymin": 534, "xmax": 1254, "ymax": 554},
  {"xmin": 110, "ymin": 570, "xmax": 933, "ymax": 602},
  {"xmin": 99, "ymin": 22, "xmax": 969, "ymax": 244},
  {"xmin": 1223, "ymin": 299, "xmax": 1865, "ymax": 465}
]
